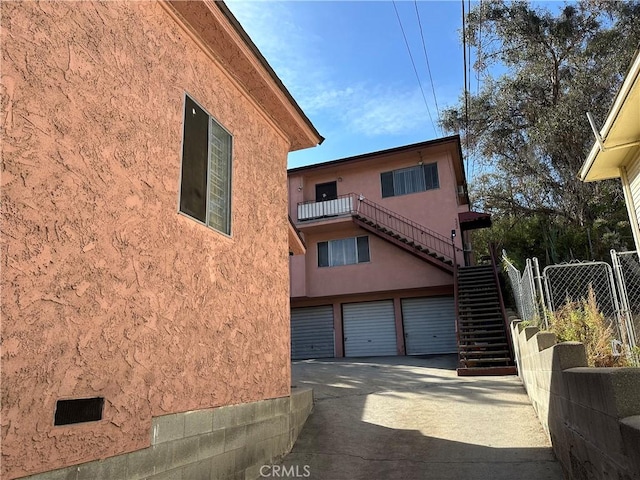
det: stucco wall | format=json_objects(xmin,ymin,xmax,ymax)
[
  {"xmin": 291, "ymin": 225, "xmax": 453, "ymax": 299},
  {"xmin": 1, "ymin": 2, "xmax": 292, "ymax": 478},
  {"xmin": 288, "ymin": 146, "xmax": 462, "ymax": 299},
  {"xmin": 288, "ymin": 146, "xmax": 463, "ymax": 240}
]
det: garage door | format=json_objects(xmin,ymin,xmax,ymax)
[
  {"xmin": 291, "ymin": 306, "xmax": 335, "ymax": 359},
  {"xmin": 343, "ymin": 300, "xmax": 397, "ymax": 357},
  {"xmin": 401, "ymin": 296, "xmax": 457, "ymax": 355}
]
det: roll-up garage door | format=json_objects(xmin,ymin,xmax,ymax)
[
  {"xmin": 401, "ymin": 296, "xmax": 457, "ymax": 355},
  {"xmin": 343, "ymin": 300, "xmax": 397, "ymax": 357},
  {"xmin": 291, "ymin": 306, "xmax": 335, "ymax": 359}
]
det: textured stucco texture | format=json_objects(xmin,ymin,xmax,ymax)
[{"xmin": 1, "ymin": 2, "xmax": 293, "ymax": 478}]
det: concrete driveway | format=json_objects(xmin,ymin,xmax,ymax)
[{"xmin": 273, "ymin": 355, "xmax": 563, "ymax": 480}]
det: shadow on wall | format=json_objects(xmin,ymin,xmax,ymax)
[{"xmin": 273, "ymin": 355, "xmax": 562, "ymax": 480}]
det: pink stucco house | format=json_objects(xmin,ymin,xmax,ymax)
[
  {"xmin": 288, "ymin": 136, "xmax": 496, "ymax": 360},
  {"xmin": 1, "ymin": 1, "xmax": 321, "ymax": 479}
]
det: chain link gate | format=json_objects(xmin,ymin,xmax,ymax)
[
  {"xmin": 542, "ymin": 260, "xmax": 624, "ymax": 342},
  {"xmin": 611, "ymin": 250, "xmax": 640, "ymax": 349},
  {"xmin": 503, "ymin": 252, "xmax": 635, "ymax": 358}
]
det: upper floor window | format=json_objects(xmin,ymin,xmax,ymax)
[
  {"xmin": 380, "ymin": 163, "xmax": 439, "ymax": 198},
  {"xmin": 315, "ymin": 181, "xmax": 337, "ymax": 201},
  {"xmin": 179, "ymin": 95, "xmax": 232, "ymax": 235},
  {"xmin": 318, "ymin": 236, "xmax": 370, "ymax": 267}
]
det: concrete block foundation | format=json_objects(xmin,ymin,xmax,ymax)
[
  {"xmin": 511, "ymin": 317, "xmax": 640, "ymax": 479},
  {"xmin": 21, "ymin": 388, "xmax": 313, "ymax": 480}
]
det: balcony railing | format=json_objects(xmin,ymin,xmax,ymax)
[
  {"xmin": 296, "ymin": 193, "xmax": 459, "ymax": 264},
  {"xmin": 297, "ymin": 194, "xmax": 354, "ymax": 221}
]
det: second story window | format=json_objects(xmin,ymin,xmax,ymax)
[
  {"xmin": 318, "ymin": 236, "xmax": 370, "ymax": 267},
  {"xmin": 380, "ymin": 163, "xmax": 439, "ymax": 198},
  {"xmin": 179, "ymin": 95, "xmax": 232, "ymax": 235}
]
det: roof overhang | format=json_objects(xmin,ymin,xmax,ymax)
[
  {"xmin": 288, "ymin": 217, "xmax": 306, "ymax": 255},
  {"xmin": 579, "ymin": 50, "xmax": 640, "ymax": 182},
  {"xmin": 161, "ymin": 1, "xmax": 323, "ymax": 152},
  {"xmin": 459, "ymin": 211, "xmax": 492, "ymax": 231}
]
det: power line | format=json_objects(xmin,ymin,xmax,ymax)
[
  {"xmin": 414, "ymin": 0, "xmax": 442, "ymax": 136},
  {"xmin": 392, "ymin": 0, "xmax": 437, "ymax": 138},
  {"xmin": 461, "ymin": 0, "xmax": 470, "ymax": 179}
]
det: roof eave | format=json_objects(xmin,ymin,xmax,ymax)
[
  {"xmin": 163, "ymin": 0, "xmax": 323, "ymax": 151},
  {"xmin": 580, "ymin": 49, "xmax": 640, "ymax": 182}
]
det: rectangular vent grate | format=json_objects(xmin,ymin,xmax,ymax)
[{"xmin": 54, "ymin": 397, "xmax": 104, "ymax": 426}]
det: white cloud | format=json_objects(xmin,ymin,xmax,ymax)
[{"xmin": 227, "ymin": 1, "xmax": 435, "ymax": 138}]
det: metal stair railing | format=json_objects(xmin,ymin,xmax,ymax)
[
  {"xmin": 353, "ymin": 194, "xmax": 458, "ymax": 264},
  {"xmin": 489, "ymin": 243, "xmax": 515, "ymax": 363},
  {"xmin": 296, "ymin": 192, "xmax": 460, "ymax": 265}
]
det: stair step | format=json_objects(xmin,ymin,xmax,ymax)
[
  {"xmin": 458, "ymin": 273, "xmax": 495, "ymax": 279},
  {"xmin": 458, "ymin": 304, "xmax": 499, "ymax": 310},
  {"xmin": 459, "ymin": 335, "xmax": 508, "ymax": 342},
  {"xmin": 459, "ymin": 267, "xmax": 493, "ymax": 273},
  {"xmin": 457, "ymin": 366, "xmax": 517, "ymax": 376},
  {"xmin": 458, "ymin": 290, "xmax": 498, "ymax": 295},
  {"xmin": 460, "ymin": 349, "xmax": 510, "ymax": 357},
  {"xmin": 463, "ymin": 357, "xmax": 512, "ymax": 364},
  {"xmin": 460, "ymin": 343, "xmax": 508, "ymax": 350},
  {"xmin": 459, "ymin": 341, "xmax": 509, "ymax": 347},
  {"xmin": 460, "ymin": 310, "xmax": 500, "ymax": 318}
]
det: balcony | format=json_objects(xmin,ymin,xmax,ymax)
[{"xmin": 297, "ymin": 194, "xmax": 355, "ymax": 222}]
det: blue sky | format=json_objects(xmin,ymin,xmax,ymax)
[{"xmin": 226, "ymin": 1, "xmax": 561, "ymax": 173}]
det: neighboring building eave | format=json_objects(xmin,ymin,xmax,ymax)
[
  {"xmin": 459, "ymin": 211, "xmax": 492, "ymax": 231},
  {"xmin": 288, "ymin": 216, "xmax": 306, "ymax": 255},
  {"xmin": 579, "ymin": 50, "xmax": 640, "ymax": 182},
  {"xmin": 162, "ymin": 0, "xmax": 323, "ymax": 151}
]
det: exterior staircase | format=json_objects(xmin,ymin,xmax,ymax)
[
  {"xmin": 456, "ymin": 261, "xmax": 517, "ymax": 376},
  {"xmin": 350, "ymin": 196, "xmax": 456, "ymax": 273}
]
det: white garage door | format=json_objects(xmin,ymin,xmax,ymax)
[
  {"xmin": 402, "ymin": 296, "xmax": 457, "ymax": 355},
  {"xmin": 291, "ymin": 306, "xmax": 335, "ymax": 360},
  {"xmin": 343, "ymin": 300, "xmax": 397, "ymax": 357}
]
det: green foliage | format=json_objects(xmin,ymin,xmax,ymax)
[
  {"xmin": 548, "ymin": 289, "xmax": 628, "ymax": 367},
  {"xmin": 444, "ymin": 0, "xmax": 640, "ymax": 262}
]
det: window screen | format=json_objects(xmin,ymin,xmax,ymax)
[{"xmin": 179, "ymin": 95, "xmax": 232, "ymax": 235}]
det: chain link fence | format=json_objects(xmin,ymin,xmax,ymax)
[
  {"xmin": 503, "ymin": 250, "xmax": 638, "ymax": 357},
  {"xmin": 611, "ymin": 251, "xmax": 640, "ymax": 349},
  {"xmin": 503, "ymin": 253, "xmax": 546, "ymax": 327}
]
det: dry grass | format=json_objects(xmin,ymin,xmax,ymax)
[{"xmin": 548, "ymin": 288, "xmax": 629, "ymax": 367}]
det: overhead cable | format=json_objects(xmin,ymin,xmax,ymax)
[
  {"xmin": 414, "ymin": 0, "xmax": 443, "ymax": 136},
  {"xmin": 392, "ymin": 0, "xmax": 437, "ymax": 138}
]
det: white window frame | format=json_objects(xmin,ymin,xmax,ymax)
[{"xmin": 318, "ymin": 236, "xmax": 370, "ymax": 268}]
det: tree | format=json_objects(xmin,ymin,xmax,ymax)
[{"xmin": 443, "ymin": 0, "xmax": 640, "ymax": 265}]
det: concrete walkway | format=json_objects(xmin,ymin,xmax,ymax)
[{"xmin": 275, "ymin": 355, "xmax": 563, "ymax": 480}]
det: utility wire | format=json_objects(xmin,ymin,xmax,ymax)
[
  {"xmin": 461, "ymin": 0, "xmax": 470, "ymax": 178},
  {"xmin": 392, "ymin": 0, "xmax": 437, "ymax": 138},
  {"xmin": 414, "ymin": 0, "xmax": 442, "ymax": 136}
]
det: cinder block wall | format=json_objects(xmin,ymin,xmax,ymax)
[
  {"xmin": 22, "ymin": 388, "xmax": 313, "ymax": 480},
  {"xmin": 510, "ymin": 319, "xmax": 640, "ymax": 479}
]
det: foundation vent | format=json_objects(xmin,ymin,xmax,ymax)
[{"xmin": 54, "ymin": 397, "xmax": 104, "ymax": 425}]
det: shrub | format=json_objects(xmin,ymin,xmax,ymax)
[{"xmin": 548, "ymin": 288, "xmax": 628, "ymax": 367}]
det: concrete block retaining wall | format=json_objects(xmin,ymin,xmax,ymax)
[
  {"xmin": 22, "ymin": 388, "xmax": 313, "ymax": 480},
  {"xmin": 510, "ymin": 317, "xmax": 640, "ymax": 479}
]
